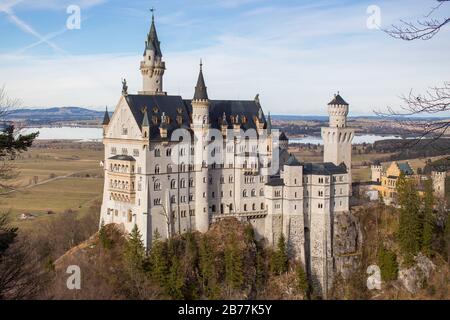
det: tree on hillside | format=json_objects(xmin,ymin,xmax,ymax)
[
  {"xmin": 422, "ymin": 178, "xmax": 435, "ymax": 255},
  {"xmin": 124, "ymin": 225, "xmax": 146, "ymax": 272},
  {"xmin": 149, "ymin": 232, "xmax": 168, "ymax": 289},
  {"xmin": 377, "ymin": 244, "xmax": 399, "ymax": 282},
  {"xmin": 379, "ymin": 1, "xmax": 450, "ymax": 141},
  {"xmin": 296, "ymin": 263, "xmax": 309, "ymax": 298},
  {"xmin": 396, "ymin": 173, "xmax": 423, "ymax": 265},
  {"xmin": 166, "ymin": 255, "xmax": 185, "ymax": 299},
  {"xmin": 198, "ymin": 236, "xmax": 218, "ymax": 298},
  {"xmin": 0, "ymin": 87, "xmax": 39, "ymax": 190},
  {"xmin": 224, "ymin": 238, "xmax": 244, "ymax": 293},
  {"xmin": 271, "ymin": 233, "xmax": 288, "ymax": 275}
]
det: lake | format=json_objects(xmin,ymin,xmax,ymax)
[{"xmin": 23, "ymin": 127, "xmax": 404, "ymax": 145}]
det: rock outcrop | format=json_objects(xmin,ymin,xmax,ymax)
[{"xmin": 399, "ymin": 253, "xmax": 436, "ymax": 294}]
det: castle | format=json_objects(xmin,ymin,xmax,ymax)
[
  {"xmin": 99, "ymin": 14, "xmax": 354, "ymax": 297},
  {"xmin": 370, "ymin": 161, "xmax": 446, "ymax": 206}
]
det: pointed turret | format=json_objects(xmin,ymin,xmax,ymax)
[
  {"xmin": 102, "ymin": 106, "xmax": 110, "ymax": 125},
  {"xmin": 145, "ymin": 12, "xmax": 162, "ymax": 57},
  {"xmin": 193, "ymin": 60, "xmax": 208, "ymax": 101},
  {"xmin": 142, "ymin": 109, "xmax": 149, "ymax": 127},
  {"xmin": 266, "ymin": 112, "xmax": 272, "ymax": 134}
]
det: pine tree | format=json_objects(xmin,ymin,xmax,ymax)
[
  {"xmin": 124, "ymin": 224, "xmax": 146, "ymax": 272},
  {"xmin": 397, "ymin": 173, "xmax": 422, "ymax": 265},
  {"xmin": 98, "ymin": 220, "xmax": 112, "ymax": 249},
  {"xmin": 150, "ymin": 235, "xmax": 168, "ymax": 289},
  {"xmin": 166, "ymin": 255, "xmax": 185, "ymax": 299},
  {"xmin": 422, "ymin": 178, "xmax": 435, "ymax": 256},
  {"xmin": 255, "ymin": 250, "xmax": 266, "ymax": 291},
  {"xmin": 296, "ymin": 263, "xmax": 309, "ymax": 298},
  {"xmin": 0, "ymin": 212, "xmax": 17, "ymax": 256},
  {"xmin": 198, "ymin": 236, "xmax": 218, "ymax": 298},
  {"xmin": 224, "ymin": 238, "xmax": 244, "ymax": 291},
  {"xmin": 271, "ymin": 233, "xmax": 288, "ymax": 275},
  {"xmin": 377, "ymin": 244, "xmax": 398, "ymax": 282}
]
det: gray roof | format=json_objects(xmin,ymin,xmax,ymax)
[
  {"xmin": 398, "ymin": 162, "xmax": 414, "ymax": 175},
  {"xmin": 286, "ymin": 155, "xmax": 301, "ymax": 166},
  {"xmin": 279, "ymin": 131, "xmax": 288, "ymax": 141},
  {"xmin": 266, "ymin": 178, "xmax": 284, "ymax": 186},
  {"xmin": 109, "ymin": 155, "xmax": 136, "ymax": 161},
  {"xmin": 123, "ymin": 94, "xmax": 268, "ymax": 140},
  {"xmin": 303, "ymin": 162, "xmax": 347, "ymax": 175},
  {"xmin": 193, "ymin": 65, "xmax": 208, "ymax": 100},
  {"xmin": 328, "ymin": 94, "xmax": 349, "ymax": 106}
]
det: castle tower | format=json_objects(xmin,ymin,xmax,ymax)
[
  {"xmin": 371, "ymin": 163, "xmax": 383, "ymax": 183},
  {"xmin": 191, "ymin": 61, "xmax": 210, "ymax": 232},
  {"xmin": 432, "ymin": 171, "xmax": 446, "ymax": 199},
  {"xmin": 321, "ymin": 93, "xmax": 355, "ymax": 190},
  {"xmin": 139, "ymin": 12, "xmax": 166, "ymax": 95}
]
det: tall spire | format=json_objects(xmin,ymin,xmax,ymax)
[
  {"xmin": 146, "ymin": 8, "xmax": 162, "ymax": 56},
  {"xmin": 193, "ymin": 60, "xmax": 208, "ymax": 100},
  {"xmin": 102, "ymin": 106, "xmax": 110, "ymax": 125},
  {"xmin": 267, "ymin": 112, "xmax": 272, "ymax": 134}
]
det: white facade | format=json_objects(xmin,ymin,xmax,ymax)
[{"xmin": 99, "ymin": 16, "xmax": 353, "ymax": 298}]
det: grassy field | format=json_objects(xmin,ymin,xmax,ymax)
[{"xmin": 0, "ymin": 141, "xmax": 104, "ymax": 225}]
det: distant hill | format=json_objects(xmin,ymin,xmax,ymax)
[{"xmin": 4, "ymin": 107, "xmax": 106, "ymax": 124}]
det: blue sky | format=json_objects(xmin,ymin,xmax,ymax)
[{"xmin": 0, "ymin": 0, "xmax": 449, "ymax": 115}]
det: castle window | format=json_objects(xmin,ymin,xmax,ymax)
[
  {"xmin": 122, "ymin": 128, "xmax": 128, "ymax": 135},
  {"xmin": 127, "ymin": 210, "xmax": 132, "ymax": 223},
  {"xmin": 295, "ymin": 192, "xmax": 297, "ymax": 198},
  {"xmin": 244, "ymin": 204, "xmax": 247, "ymax": 211},
  {"xmin": 230, "ymin": 191, "xmax": 232, "ymax": 197},
  {"xmin": 189, "ymin": 194, "xmax": 194, "ymax": 201},
  {"xmin": 155, "ymin": 165, "xmax": 160, "ymax": 174},
  {"xmin": 167, "ymin": 164, "xmax": 173, "ymax": 173},
  {"xmin": 211, "ymin": 205, "xmax": 216, "ymax": 213},
  {"xmin": 170, "ymin": 179, "xmax": 176, "ymax": 189},
  {"xmin": 133, "ymin": 149, "xmax": 139, "ymax": 157},
  {"xmin": 122, "ymin": 148, "xmax": 128, "ymax": 155},
  {"xmin": 318, "ymin": 190, "xmax": 323, "ymax": 197},
  {"xmin": 294, "ymin": 179, "xmax": 297, "ymax": 184},
  {"xmin": 220, "ymin": 176, "xmax": 224, "ymax": 184},
  {"xmin": 180, "ymin": 179, "xmax": 186, "ymax": 188},
  {"xmin": 229, "ymin": 204, "xmax": 233, "ymax": 211},
  {"xmin": 260, "ymin": 189, "xmax": 264, "ymax": 196},
  {"xmin": 203, "ymin": 192, "xmax": 206, "ymax": 198},
  {"xmin": 251, "ymin": 189, "xmax": 256, "ymax": 197},
  {"xmin": 252, "ymin": 203, "xmax": 256, "ymax": 210},
  {"xmin": 243, "ymin": 190, "xmax": 248, "ymax": 197},
  {"xmin": 154, "ymin": 198, "xmax": 161, "ymax": 205},
  {"xmin": 181, "ymin": 210, "xmax": 186, "ymax": 218},
  {"xmin": 170, "ymin": 195, "xmax": 176, "ymax": 204},
  {"xmin": 229, "ymin": 175, "xmax": 234, "ymax": 183},
  {"xmin": 189, "ymin": 178, "xmax": 194, "ymax": 187},
  {"xmin": 275, "ymin": 190, "xmax": 281, "ymax": 197},
  {"xmin": 318, "ymin": 177, "xmax": 324, "ymax": 183},
  {"xmin": 212, "ymin": 192, "xmax": 215, "ymax": 198},
  {"xmin": 166, "ymin": 148, "xmax": 171, "ymax": 156},
  {"xmin": 155, "ymin": 148, "xmax": 160, "ymax": 157},
  {"xmin": 189, "ymin": 209, "xmax": 195, "ymax": 216},
  {"xmin": 154, "ymin": 180, "xmax": 161, "ymax": 191},
  {"xmin": 180, "ymin": 163, "xmax": 186, "ymax": 172},
  {"xmin": 261, "ymin": 203, "xmax": 265, "ymax": 210},
  {"xmin": 111, "ymin": 147, "xmax": 117, "ymax": 155},
  {"xmin": 318, "ymin": 203, "xmax": 323, "ymax": 209}
]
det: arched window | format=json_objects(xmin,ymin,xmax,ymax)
[
  {"xmin": 171, "ymin": 179, "xmax": 177, "ymax": 189},
  {"xmin": 229, "ymin": 204, "xmax": 233, "ymax": 211},
  {"xmin": 167, "ymin": 164, "xmax": 172, "ymax": 173},
  {"xmin": 155, "ymin": 165, "xmax": 160, "ymax": 174},
  {"xmin": 166, "ymin": 148, "xmax": 171, "ymax": 156},
  {"xmin": 261, "ymin": 203, "xmax": 264, "ymax": 210},
  {"xmin": 252, "ymin": 203, "xmax": 256, "ymax": 210},
  {"xmin": 260, "ymin": 189, "xmax": 264, "ymax": 196},
  {"xmin": 251, "ymin": 189, "xmax": 256, "ymax": 197},
  {"xmin": 189, "ymin": 178, "xmax": 194, "ymax": 187},
  {"xmin": 154, "ymin": 180, "xmax": 161, "ymax": 191},
  {"xmin": 243, "ymin": 190, "xmax": 248, "ymax": 197},
  {"xmin": 244, "ymin": 204, "xmax": 247, "ymax": 211},
  {"xmin": 180, "ymin": 179, "xmax": 186, "ymax": 188},
  {"xmin": 155, "ymin": 148, "xmax": 160, "ymax": 157},
  {"xmin": 180, "ymin": 163, "xmax": 186, "ymax": 172},
  {"xmin": 171, "ymin": 195, "xmax": 176, "ymax": 204}
]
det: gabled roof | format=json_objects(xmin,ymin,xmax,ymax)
[
  {"xmin": 286, "ymin": 154, "xmax": 301, "ymax": 166},
  {"xmin": 328, "ymin": 94, "xmax": 349, "ymax": 106},
  {"xmin": 303, "ymin": 162, "xmax": 347, "ymax": 175},
  {"xmin": 397, "ymin": 162, "xmax": 414, "ymax": 175}
]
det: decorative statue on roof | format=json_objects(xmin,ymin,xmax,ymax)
[{"xmin": 122, "ymin": 78, "xmax": 128, "ymax": 96}]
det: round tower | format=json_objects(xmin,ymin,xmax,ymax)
[
  {"xmin": 431, "ymin": 171, "xmax": 446, "ymax": 199},
  {"xmin": 191, "ymin": 61, "xmax": 210, "ymax": 233},
  {"xmin": 139, "ymin": 12, "xmax": 166, "ymax": 95}
]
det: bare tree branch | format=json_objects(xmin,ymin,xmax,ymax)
[{"xmin": 384, "ymin": 0, "xmax": 449, "ymax": 41}]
